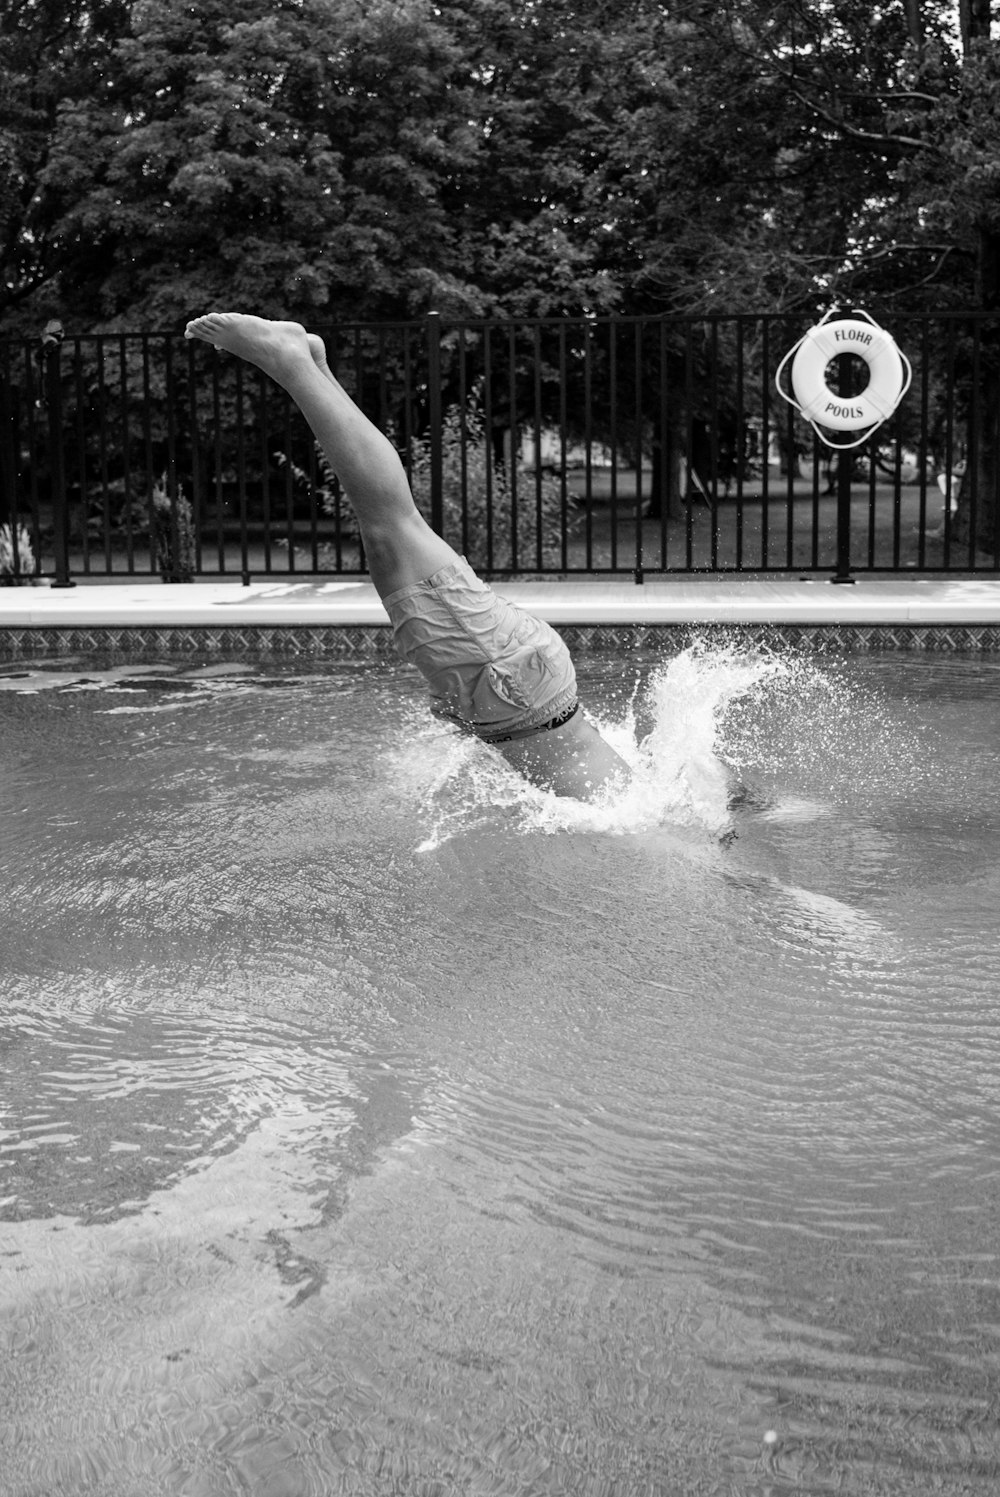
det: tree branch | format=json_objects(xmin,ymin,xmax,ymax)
[
  {"xmin": 786, "ymin": 85, "xmax": 945, "ymax": 156},
  {"xmin": 851, "ymin": 90, "xmax": 941, "ymax": 106}
]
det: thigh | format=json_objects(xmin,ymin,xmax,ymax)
[{"xmin": 360, "ymin": 510, "xmax": 463, "ymax": 599}]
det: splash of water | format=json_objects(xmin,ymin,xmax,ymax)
[{"xmin": 414, "ymin": 642, "xmax": 793, "ymax": 850}]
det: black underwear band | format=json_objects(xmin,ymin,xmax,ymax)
[{"xmin": 483, "ymin": 701, "xmax": 580, "ymax": 745}]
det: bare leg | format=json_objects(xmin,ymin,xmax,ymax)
[
  {"xmin": 184, "ymin": 314, "xmax": 631, "ymax": 799},
  {"xmin": 184, "ymin": 314, "xmax": 458, "ymax": 597}
]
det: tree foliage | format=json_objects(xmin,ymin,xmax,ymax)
[{"xmin": 1, "ymin": 0, "xmax": 999, "ymax": 334}]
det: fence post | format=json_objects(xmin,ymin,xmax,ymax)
[
  {"xmin": 0, "ymin": 354, "xmax": 14, "ymax": 537},
  {"xmin": 832, "ymin": 448, "xmax": 854, "ymax": 584},
  {"xmin": 426, "ymin": 311, "xmax": 444, "ymax": 536},
  {"xmin": 42, "ymin": 320, "xmax": 74, "ymax": 589},
  {"xmin": 831, "ymin": 351, "xmax": 856, "ymax": 585}
]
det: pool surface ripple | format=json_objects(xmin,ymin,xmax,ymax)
[{"xmin": 2, "ymin": 648, "xmax": 1000, "ymax": 1495}]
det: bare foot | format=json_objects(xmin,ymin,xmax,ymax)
[{"xmin": 184, "ymin": 313, "xmax": 313, "ymax": 383}]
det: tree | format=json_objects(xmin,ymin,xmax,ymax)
[
  {"xmin": 931, "ymin": 3, "xmax": 1000, "ymax": 551},
  {"xmin": 0, "ymin": 0, "xmax": 131, "ymax": 321},
  {"xmin": 0, "ymin": 0, "xmax": 721, "ymax": 330},
  {"xmin": 607, "ymin": 0, "xmax": 972, "ymax": 314},
  {"xmin": 4, "ymin": 0, "xmax": 1000, "ymax": 335},
  {"xmin": 2, "ymin": 0, "xmax": 487, "ymax": 332}
]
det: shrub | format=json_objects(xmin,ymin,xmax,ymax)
[
  {"xmin": 0, "ymin": 523, "xmax": 37, "ymax": 584},
  {"xmin": 278, "ymin": 391, "xmax": 571, "ymax": 573},
  {"xmin": 407, "ymin": 395, "xmax": 569, "ymax": 571},
  {"xmin": 149, "ymin": 473, "xmax": 196, "ymax": 582}
]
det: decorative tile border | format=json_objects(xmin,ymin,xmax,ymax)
[
  {"xmin": 0, "ymin": 624, "xmax": 400, "ymax": 657},
  {"xmin": 4, "ymin": 622, "xmax": 1000, "ymax": 656},
  {"xmin": 558, "ymin": 623, "xmax": 1000, "ymax": 653}
]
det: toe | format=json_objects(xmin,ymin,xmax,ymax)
[{"xmin": 185, "ymin": 314, "xmax": 224, "ymax": 343}]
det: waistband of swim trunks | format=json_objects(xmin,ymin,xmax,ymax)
[
  {"xmin": 474, "ymin": 688, "xmax": 580, "ymax": 745},
  {"xmin": 381, "ymin": 560, "xmax": 476, "ymax": 612}
]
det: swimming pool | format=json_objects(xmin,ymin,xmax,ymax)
[{"xmin": 2, "ymin": 645, "xmax": 1000, "ymax": 1495}]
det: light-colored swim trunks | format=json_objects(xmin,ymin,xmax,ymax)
[{"xmin": 383, "ymin": 560, "xmax": 578, "ymax": 743}]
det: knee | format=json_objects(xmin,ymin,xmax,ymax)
[{"xmin": 362, "ymin": 508, "xmax": 436, "ymax": 557}]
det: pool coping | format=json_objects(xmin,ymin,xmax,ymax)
[{"xmin": 3, "ymin": 576, "xmax": 1000, "ymax": 653}]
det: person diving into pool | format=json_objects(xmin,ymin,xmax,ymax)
[{"xmin": 184, "ymin": 314, "xmax": 630, "ymax": 801}]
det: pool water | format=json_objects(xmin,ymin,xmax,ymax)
[{"xmin": 2, "ymin": 645, "xmax": 1000, "ymax": 1495}]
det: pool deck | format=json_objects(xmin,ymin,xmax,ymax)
[{"xmin": 3, "ymin": 574, "xmax": 1000, "ymax": 629}]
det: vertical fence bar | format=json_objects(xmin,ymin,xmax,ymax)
[
  {"xmin": 255, "ymin": 364, "xmax": 270, "ymax": 575},
  {"xmin": 832, "ymin": 445, "xmax": 854, "ymax": 583},
  {"xmin": 583, "ymin": 320, "xmax": 594, "ymax": 570},
  {"xmin": 633, "ymin": 318, "xmax": 644, "ymax": 583},
  {"xmin": 810, "ymin": 433, "xmax": 821, "ymax": 571},
  {"xmin": 784, "ymin": 331, "xmax": 797, "ymax": 572},
  {"xmin": 141, "ymin": 335, "xmax": 156, "ymax": 577},
  {"xmin": 186, "ymin": 333, "xmax": 204, "ymax": 576},
  {"xmin": 868, "ymin": 434, "xmax": 879, "ymax": 570},
  {"xmin": 734, "ymin": 318, "xmax": 745, "ymax": 572},
  {"xmin": 943, "ymin": 320, "xmax": 956, "ymax": 570},
  {"xmin": 653, "ymin": 322, "xmax": 664, "ymax": 571},
  {"xmin": 709, "ymin": 320, "xmax": 721, "ymax": 571},
  {"xmin": 891, "ymin": 422, "xmax": 903, "ymax": 571},
  {"xmin": 968, "ymin": 319, "xmax": 982, "ymax": 569},
  {"xmin": 507, "ymin": 324, "xmax": 519, "ymax": 571},
  {"xmin": 281, "ymin": 384, "xmax": 297, "ymax": 573},
  {"xmin": 307, "ymin": 333, "xmax": 324, "ymax": 572},
  {"xmin": 374, "ymin": 327, "xmax": 389, "ymax": 565},
  {"xmin": 43, "ymin": 323, "xmax": 74, "ymax": 587},
  {"xmin": 916, "ymin": 320, "xmax": 930, "ymax": 569},
  {"xmin": 111, "ymin": 337, "xmax": 122, "ymax": 571},
  {"xmin": 6, "ymin": 378, "xmax": 24, "ymax": 577},
  {"xmin": 377, "ymin": 324, "xmax": 390, "ymax": 435},
  {"xmin": 426, "ymin": 312, "xmax": 444, "ymax": 540},
  {"xmin": 457, "ymin": 324, "xmax": 470, "ymax": 562},
  {"xmin": 558, "ymin": 321, "xmax": 569, "ymax": 572},
  {"xmin": 71, "ymin": 341, "xmax": 94, "ymax": 573},
  {"xmin": 164, "ymin": 339, "xmax": 186, "ymax": 582},
  {"xmin": 233, "ymin": 360, "xmax": 250, "ymax": 584},
  {"xmin": 0, "ymin": 342, "xmax": 14, "ymax": 547},
  {"xmin": 22, "ymin": 343, "xmax": 38, "ymax": 574},
  {"xmin": 351, "ymin": 328, "xmax": 363, "ymax": 571},
  {"xmin": 118, "ymin": 336, "xmax": 134, "ymax": 574},
  {"xmin": 0, "ymin": 339, "xmax": 34, "ymax": 579},
  {"xmin": 684, "ymin": 323, "xmax": 695, "ymax": 570},
  {"xmin": 760, "ymin": 319, "xmax": 771, "ymax": 570},
  {"xmin": 777, "ymin": 399, "xmax": 794, "ymax": 572},
  {"xmin": 209, "ymin": 350, "xmax": 225, "ymax": 572},
  {"xmin": 0, "ymin": 342, "xmax": 17, "ymax": 568},
  {"xmin": 608, "ymin": 316, "xmax": 618, "ymax": 572},
  {"xmin": 302, "ymin": 372, "xmax": 319, "ymax": 571},
  {"xmin": 831, "ymin": 353, "xmax": 855, "ymax": 584},
  {"xmin": 992, "ymin": 318, "xmax": 1000, "ymax": 571},
  {"xmin": 400, "ymin": 324, "xmax": 413, "ymax": 484},
  {"xmin": 95, "ymin": 340, "xmax": 111, "ymax": 572},
  {"xmin": 250, "ymin": 364, "xmax": 266, "ymax": 576},
  {"xmin": 483, "ymin": 324, "xmax": 495, "ymax": 572},
  {"xmin": 25, "ymin": 343, "xmax": 42, "ymax": 567},
  {"xmin": 532, "ymin": 322, "xmax": 544, "ymax": 571},
  {"xmin": 948, "ymin": 318, "xmax": 960, "ymax": 571},
  {"xmin": 322, "ymin": 329, "xmax": 340, "ymax": 572}
]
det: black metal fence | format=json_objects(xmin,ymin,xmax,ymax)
[{"xmin": 1, "ymin": 311, "xmax": 998, "ymax": 585}]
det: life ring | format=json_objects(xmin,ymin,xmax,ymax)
[{"xmin": 789, "ymin": 318, "xmax": 907, "ymax": 433}]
